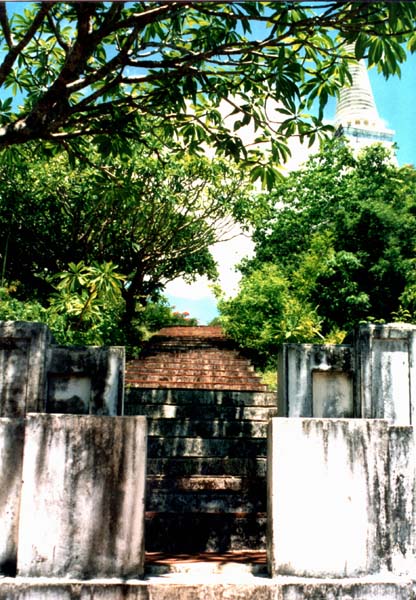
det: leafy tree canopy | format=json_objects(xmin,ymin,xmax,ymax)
[
  {"xmin": 0, "ymin": 2, "xmax": 415, "ymax": 177},
  {"xmin": 217, "ymin": 262, "xmax": 322, "ymax": 366},
  {"xmin": 0, "ymin": 279, "xmax": 198, "ymax": 347},
  {"xmin": 219, "ymin": 140, "xmax": 416, "ymax": 362},
  {"xmin": 0, "ymin": 144, "xmax": 251, "ymax": 330}
]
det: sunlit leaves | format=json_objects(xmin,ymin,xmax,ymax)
[
  {"xmin": 0, "ymin": 1, "xmax": 414, "ymax": 172},
  {"xmin": 0, "ymin": 144, "xmax": 253, "ymax": 328},
  {"xmin": 218, "ymin": 262, "xmax": 322, "ymax": 366},
  {"xmin": 241, "ymin": 140, "xmax": 416, "ymax": 341}
]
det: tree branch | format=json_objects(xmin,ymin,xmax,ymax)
[
  {"xmin": 0, "ymin": 3, "xmax": 12, "ymax": 49},
  {"xmin": 0, "ymin": 2, "xmax": 55, "ymax": 86}
]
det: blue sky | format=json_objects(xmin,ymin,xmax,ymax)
[{"xmin": 167, "ymin": 53, "xmax": 416, "ymax": 324}]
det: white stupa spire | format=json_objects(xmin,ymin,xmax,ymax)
[{"xmin": 335, "ymin": 47, "xmax": 395, "ymax": 155}]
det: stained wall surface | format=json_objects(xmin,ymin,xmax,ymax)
[
  {"xmin": 0, "ymin": 418, "xmax": 25, "ymax": 576},
  {"xmin": 278, "ymin": 323, "xmax": 416, "ymax": 424},
  {"xmin": 17, "ymin": 414, "xmax": 147, "ymax": 579},
  {"xmin": 0, "ymin": 321, "xmax": 125, "ymax": 417},
  {"xmin": 267, "ymin": 418, "xmax": 415, "ymax": 578},
  {"xmin": 0, "ymin": 321, "xmax": 51, "ymax": 417}
]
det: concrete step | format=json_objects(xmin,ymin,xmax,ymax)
[
  {"xmin": 147, "ymin": 458, "xmax": 267, "ymax": 478},
  {"xmin": 146, "ymin": 491, "xmax": 266, "ymax": 513},
  {"xmin": 125, "ymin": 388, "xmax": 277, "ymax": 406},
  {"xmin": 147, "ymin": 437, "xmax": 267, "ymax": 459},
  {"xmin": 4, "ymin": 575, "xmax": 411, "ymax": 596},
  {"xmin": 126, "ymin": 404, "xmax": 277, "ymax": 420},
  {"xmin": 145, "ymin": 513, "xmax": 266, "ymax": 552},
  {"xmin": 125, "ymin": 378, "xmax": 267, "ymax": 391},
  {"xmin": 147, "ymin": 475, "xmax": 265, "ymax": 492},
  {"xmin": 147, "ymin": 419, "xmax": 268, "ymax": 438},
  {"xmin": 145, "ymin": 551, "xmax": 267, "ymax": 576}
]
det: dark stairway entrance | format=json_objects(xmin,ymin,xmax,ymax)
[{"xmin": 124, "ymin": 326, "xmax": 277, "ymax": 554}]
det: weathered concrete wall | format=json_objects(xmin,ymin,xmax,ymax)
[
  {"xmin": 278, "ymin": 323, "xmax": 416, "ymax": 424},
  {"xmin": 0, "ymin": 321, "xmax": 51, "ymax": 417},
  {"xmin": 0, "ymin": 577, "xmax": 413, "ymax": 599},
  {"xmin": 389, "ymin": 425, "xmax": 416, "ymax": 574},
  {"xmin": 17, "ymin": 413, "xmax": 147, "ymax": 579},
  {"xmin": 0, "ymin": 418, "xmax": 25, "ymax": 576},
  {"xmin": 267, "ymin": 418, "xmax": 415, "ymax": 579},
  {"xmin": 278, "ymin": 343, "xmax": 355, "ymax": 417},
  {"xmin": 0, "ymin": 321, "xmax": 125, "ymax": 416},
  {"xmin": 46, "ymin": 346, "xmax": 125, "ymax": 415},
  {"xmin": 356, "ymin": 323, "xmax": 416, "ymax": 424}
]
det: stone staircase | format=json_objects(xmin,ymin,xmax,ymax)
[{"xmin": 124, "ymin": 326, "xmax": 277, "ymax": 554}]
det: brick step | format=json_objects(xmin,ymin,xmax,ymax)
[
  {"xmin": 147, "ymin": 475, "xmax": 264, "ymax": 492},
  {"xmin": 155, "ymin": 326, "xmax": 225, "ymax": 337},
  {"xmin": 142, "ymin": 345, "xmax": 233, "ymax": 354},
  {"xmin": 131, "ymin": 348, "xmax": 249, "ymax": 357},
  {"xmin": 125, "ymin": 404, "xmax": 277, "ymax": 420},
  {"xmin": 147, "ymin": 419, "xmax": 268, "ymax": 438},
  {"xmin": 126, "ymin": 366, "xmax": 256, "ymax": 377},
  {"xmin": 146, "ymin": 491, "xmax": 266, "ymax": 513},
  {"xmin": 127, "ymin": 356, "xmax": 254, "ymax": 368},
  {"xmin": 125, "ymin": 374, "xmax": 263, "ymax": 386},
  {"xmin": 126, "ymin": 381, "xmax": 267, "ymax": 391},
  {"xmin": 125, "ymin": 388, "xmax": 276, "ymax": 406},
  {"xmin": 138, "ymin": 346, "xmax": 241, "ymax": 354},
  {"xmin": 145, "ymin": 513, "xmax": 266, "ymax": 552},
  {"xmin": 147, "ymin": 437, "xmax": 267, "ymax": 459},
  {"xmin": 145, "ymin": 337, "xmax": 229, "ymax": 345},
  {"xmin": 147, "ymin": 458, "xmax": 267, "ymax": 478},
  {"xmin": 126, "ymin": 369, "xmax": 261, "ymax": 379}
]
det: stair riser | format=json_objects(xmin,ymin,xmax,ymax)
[
  {"xmin": 129, "ymin": 363, "xmax": 254, "ymax": 372},
  {"xmin": 129, "ymin": 356, "xmax": 253, "ymax": 365},
  {"xmin": 127, "ymin": 383, "xmax": 268, "ymax": 391},
  {"xmin": 147, "ymin": 437, "xmax": 267, "ymax": 458},
  {"xmin": 145, "ymin": 513, "xmax": 266, "ymax": 552},
  {"xmin": 146, "ymin": 492, "xmax": 266, "ymax": 513},
  {"xmin": 126, "ymin": 376, "xmax": 263, "ymax": 385},
  {"xmin": 147, "ymin": 458, "xmax": 267, "ymax": 477},
  {"xmin": 146, "ymin": 475, "xmax": 264, "ymax": 492},
  {"xmin": 141, "ymin": 347, "xmax": 237, "ymax": 355},
  {"xmin": 147, "ymin": 419, "xmax": 268, "ymax": 438},
  {"xmin": 125, "ymin": 388, "xmax": 277, "ymax": 406},
  {"xmin": 126, "ymin": 406, "xmax": 277, "ymax": 420},
  {"xmin": 126, "ymin": 368, "xmax": 255, "ymax": 378}
]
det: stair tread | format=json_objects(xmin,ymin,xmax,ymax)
[
  {"xmin": 147, "ymin": 458, "xmax": 267, "ymax": 477},
  {"xmin": 127, "ymin": 383, "xmax": 267, "ymax": 391},
  {"xmin": 146, "ymin": 419, "xmax": 268, "ymax": 438},
  {"xmin": 146, "ymin": 475, "xmax": 264, "ymax": 492}
]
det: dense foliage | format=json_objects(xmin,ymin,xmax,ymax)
[
  {"xmin": 0, "ymin": 2, "xmax": 415, "ymax": 183},
  {"xmin": 219, "ymin": 141, "xmax": 416, "ymax": 365},
  {"xmin": 0, "ymin": 146, "xmax": 250, "ymax": 331},
  {"xmin": 0, "ymin": 279, "xmax": 198, "ymax": 347}
]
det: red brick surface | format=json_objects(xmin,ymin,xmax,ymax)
[{"xmin": 126, "ymin": 327, "xmax": 266, "ymax": 392}]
